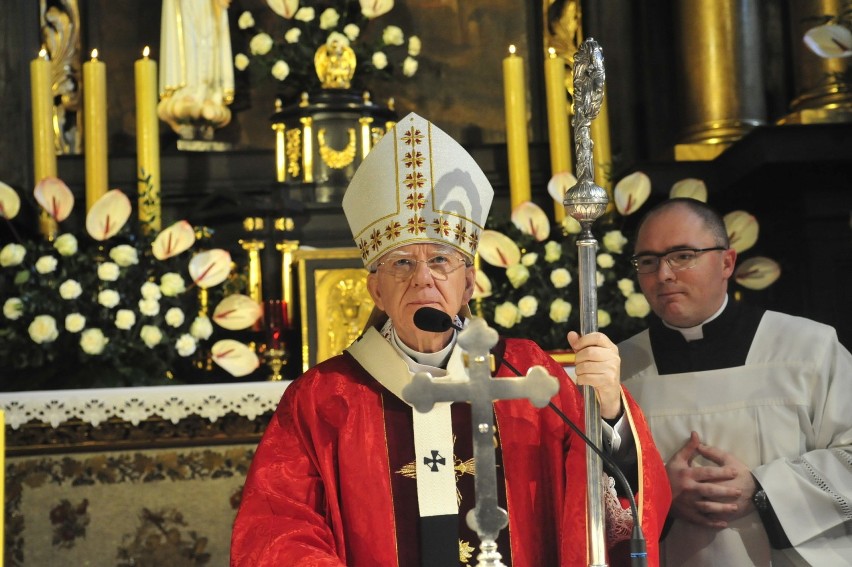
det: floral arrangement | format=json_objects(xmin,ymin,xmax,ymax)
[
  {"xmin": 476, "ymin": 173, "xmax": 781, "ymax": 351},
  {"xmin": 234, "ymin": 0, "xmax": 420, "ymax": 98},
  {"xmin": 802, "ymin": 2, "xmax": 852, "ymax": 59},
  {"xmin": 0, "ymin": 178, "xmax": 263, "ymax": 392}
]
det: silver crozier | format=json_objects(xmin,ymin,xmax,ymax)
[{"xmin": 563, "ymin": 38, "xmax": 610, "ymax": 567}]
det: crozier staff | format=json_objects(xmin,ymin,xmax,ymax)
[{"xmin": 231, "ymin": 113, "xmax": 671, "ymax": 566}]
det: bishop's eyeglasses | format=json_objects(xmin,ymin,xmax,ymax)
[
  {"xmin": 631, "ymin": 247, "xmax": 726, "ymax": 274},
  {"xmin": 374, "ymin": 252, "xmax": 468, "ymax": 281}
]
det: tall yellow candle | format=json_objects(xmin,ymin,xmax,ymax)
[
  {"xmin": 502, "ymin": 45, "xmax": 531, "ymax": 210},
  {"xmin": 83, "ymin": 49, "xmax": 108, "ymax": 212},
  {"xmin": 31, "ymin": 49, "xmax": 59, "ymax": 240},
  {"xmin": 135, "ymin": 46, "xmax": 161, "ymax": 233},
  {"xmin": 544, "ymin": 47, "xmax": 572, "ymax": 222}
]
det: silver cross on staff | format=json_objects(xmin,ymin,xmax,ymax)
[{"xmin": 402, "ymin": 317, "xmax": 560, "ymax": 567}]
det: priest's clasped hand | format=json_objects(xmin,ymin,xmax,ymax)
[
  {"xmin": 566, "ymin": 331, "xmax": 622, "ymax": 420},
  {"xmin": 667, "ymin": 431, "xmax": 757, "ymax": 529}
]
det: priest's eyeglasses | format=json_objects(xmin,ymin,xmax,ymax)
[
  {"xmin": 631, "ymin": 247, "xmax": 726, "ymax": 274},
  {"xmin": 375, "ymin": 253, "xmax": 468, "ymax": 281}
]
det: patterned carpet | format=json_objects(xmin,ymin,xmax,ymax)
[{"xmin": 5, "ymin": 444, "xmax": 256, "ymax": 566}]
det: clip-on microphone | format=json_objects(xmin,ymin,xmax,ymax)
[{"xmin": 413, "ymin": 306, "xmax": 648, "ymax": 566}]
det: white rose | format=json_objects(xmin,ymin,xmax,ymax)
[
  {"xmin": 494, "ymin": 302, "xmax": 521, "ymax": 329},
  {"xmin": 285, "ymin": 28, "xmax": 302, "ymax": 43},
  {"xmin": 140, "ymin": 325, "xmax": 163, "ymax": 348},
  {"xmin": 549, "ymin": 299, "xmax": 572, "ymax": 323},
  {"xmin": 597, "ymin": 253, "xmax": 614, "ymax": 269},
  {"xmin": 138, "ymin": 298, "xmax": 160, "ymax": 317},
  {"xmin": 295, "ymin": 7, "xmax": 315, "ymax": 21},
  {"xmin": 190, "ymin": 315, "xmax": 214, "ymax": 340},
  {"xmin": 625, "ymin": 293, "xmax": 651, "ymax": 318},
  {"xmin": 597, "ymin": 271, "xmax": 605, "ymax": 287},
  {"xmin": 518, "ymin": 296, "xmax": 539, "ymax": 317},
  {"xmin": 59, "ymin": 279, "xmax": 83, "ymax": 300},
  {"xmin": 562, "ymin": 215, "xmax": 582, "ymax": 234},
  {"xmin": 319, "ymin": 8, "xmax": 340, "ymax": 29},
  {"xmin": 506, "ymin": 264, "xmax": 530, "ymax": 288},
  {"xmin": 35, "ymin": 255, "xmax": 58, "ymax": 274},
  {"xmin": 372, "ymin": 51, "xmax": 388, "ymax": 70},
  {"xmin": 234, "ymin": 53, "xmax": 250, "ymax": 71},
  {"xmin": 603, "ymin": 230, "xmax": 628, "ymax": 254},
  {"xmin": 98, "ymin": 289, "xmax": 120, "ymax": 308},
  {"xmin": 383, "ymin": 25, "xmax": 405, "ymax": 46},
  {"xmin": 326, "ymin": 31, "xmax": 350, "ymax": 47},
  {"xmin": 160, "ymin": 273, "xmax": 186, "ymax": 297},
  {"xmin": 28, "ymin": 314, "xmax": 59, "ymax": 343},
  {"xmin": 550, "ymin": 268, "xmax": 572, "ymax": 288},
  {"xmin": 0, "ymin": 243, "xmax": 26, "ymax": 267},
  {"xmin": 402, "ymin": 56, "xmax": 419, "ymax": 77},
  {"xmin": 408, "ymin": 35, "xmax": 422, "ymax": 56},
  {"xmin": 521, "ymin": 253, "xmax": 538, "ymax": 267},
  {"xmin": 98, "ymin": 262, "xmax": 120, "ymax": 281},
  {"xmin": 140, "ymin": 281, "xmax": 162, "ymax": 300},
  {"xmin": 544, "ymin": 241, "xmax": 562, "ymax": 263},
  {"xmin": 271, "ymin": 60, "xmax": 291, "ymax": 81},
  {"xmin": 597, "ymin": 309, "xmax": 612, "ymax": 328},
  {"xmin": 343, "ymin": 23, "xmax": 360, "ymax": 41},
  {"xmin": 165, "ymin": 307, "xmax": 185, "ymax": 328},
  {"xmin": 65, "ymin": 313, "xmax": 86, "ymax": 333},
  {"xmin": 249, "ymin": 32, "xmax": 273, "ymax": 55},
  {"xmin": 3, "ymin": 297, "xmax": 23, "ymax": 320},
  {"xmin": 115, "ymin": 309, "xmax": 136, "ymax": 330},
  {"xmin": 617, "ymin": 278, "xmax": 635, "ymax": 298},
  {"xmin": 109, "ymin": 245, "xmax": 139, "ymax": 267},
  {"xmin": 80, "ymin": 328, "xmax": 108, "ymax": 355},
  {"xmin": 54, "ymin": 233, "xmax": 78, "ymax": 256},
  {"xmin": 238, "ymin": 10, "xmax": 255, "ymax": 29},
  {"xmin": 176, "ymin": 333, "xmax": 198, "ymax": 357}
]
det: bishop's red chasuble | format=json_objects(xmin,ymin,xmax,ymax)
[{"xmin": 231, "ymin": 337, "xmax": 670, "ymax": 566}]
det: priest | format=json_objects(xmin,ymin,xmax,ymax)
[{"xmin": 231, "ymin": 112, "xmax": 671, "ymax": 566}]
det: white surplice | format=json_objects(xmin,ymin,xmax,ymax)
[{"xmin": 621, "ymin": 309, "xmax": 852, "ymax": 566}]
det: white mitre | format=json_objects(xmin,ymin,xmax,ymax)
[{"xmin": 342, "ymin": 112, "xmax": 494, "ymax": 267}]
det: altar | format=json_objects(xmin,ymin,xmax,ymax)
[{"xmin": 1, "ymin": 382, "xmax": 289, "ymax": 566}]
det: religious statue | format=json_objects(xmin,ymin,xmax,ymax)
[
  {"xmin": 157, "ymin": 0, "xmax": 235, "ymax": 148},
  {"xmin": 314, "ymin": 40, "xmax": 357, "ymax": 90}
]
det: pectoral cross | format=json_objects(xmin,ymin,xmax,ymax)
[{"xmin": 402, "ymin": 317, "xmax": 560, "ymax": 567}]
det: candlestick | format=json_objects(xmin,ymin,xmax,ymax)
[
  {"xmin": 544, "ymin": 47, "xmax": 572, "ymax": 222},
  {"xmin": 83, "ymin": 49, "xmax": 108, "ymax": 212},
  {"xmin": 30, "ymin": 49, "xmax": 58, "ymax": 239},
  {"xmin": 135, "ymin": 46, "xmax": 161, "ymax": 233},
  {"xmin": 502, "ymin": 45, "xmax": 531, "ymax": 210}
]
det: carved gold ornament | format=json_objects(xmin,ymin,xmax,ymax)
[{"xmin": 318, "ymin": 128, "xmax": 357, "ymax": 169}]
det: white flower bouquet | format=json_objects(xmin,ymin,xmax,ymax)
[
  {"xmin": 0, "ymin": 178, "xmax": 262, "ymax": 391},
  {"xmin": 235, "ymin": 0, "xmax": 420, "ymax": 99},
  {"xmin": 477, "ymin": 173, "xmax": 781, "ymax": 350}
]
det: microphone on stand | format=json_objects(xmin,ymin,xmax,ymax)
[{"xmin": 414, "ymin": 306, "xmax": 648, "ymax": 567}]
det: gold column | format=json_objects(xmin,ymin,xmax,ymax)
[
  {"xmin": 276, "ymin": 239, "xmax": 300, "ymax": 327},
  {"xmin": 240, "ymin": 217, "xmax": 266, "ymax": 327},
  {"xmin": 674, "ymin": 0, "xmax": 766, "ymax": 160},
  {"xmin": 273, "ymin": 99, "xmax": 286, "ymax": 182},
  {"xmin": 781, "ymin": 0, "xmax": 852, "ymax": 124},
  {"xmin": 301, "ymin": 116, "xmax": 314, "ymax": 183}
]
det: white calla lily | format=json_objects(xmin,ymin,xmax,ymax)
[
  {"xmin": 267, "ymin": 0, "xmax": 299, "ymax": 18},
  {"xmin": 472, "ymin": 270, "xmax": 493, "ymax": 300},
  {"xmin": 547, "ymin": 172, "xmax": 577, "ymax": 207},
  {"xmin": 360, "ymin": 0, "xmax": 394, "ymax": 19},
  {"xmin": 152, "ymin": 220, "xmax": 196, "ymax": 260},
  {"xmin": 34, "ymin": 177, "xmax": 75, "ymax": 222},
  {"xmin": 511, "ymin": 201, "xmax": 550, "ymax": 241},
  {"xmin": 478, "ymin": 230, "xmax": 521, "ymax": 267},
  {"xmin": 614, "ymin": 171, "xmax": 651, "ymax": 215},
  {"xmin": 670, "ymin": 178, "xmax": 708, "ymax": 202},
  {"xmin": 804, "ymin": 24, "xmax": 852, "ymax": 58},
  {"xmin": 188, "ymin": 249, "xmax": 232, "ymax": 289},
  {"xmin": 213, "ymin": 294, "xmax": 263, "ymax": 330},
  {"xmin": 86, "ymin": 189, "xmax": 131, "ymax": 241},
  {"xmin": 735, "ymin": 257, "xmax": 781, "ymax": 290},
  {"xmin": 724, "ymin": 210, "xmax": 759, "ymax": 253},
  {"xmin": 211, "ymin": 339, "xmax": 260, "ymax": 377},
  {"xmin": 0, "ymin": 181, "xmax": 21, "ymax": 219}
]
